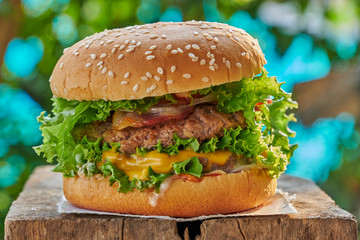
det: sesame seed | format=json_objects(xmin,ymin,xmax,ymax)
[
  {"xmin": 140, "ymin": 76, "xmax": 148, "ymax": 81},
  {"xmin": 85, "ymin": 63, "xmax": 92, "ymax": 68},
  {"xmin": 171, "ymin": 50, "xmax": 178, "ymax": 54},
  {"xmin": 192, "ymin": 56, "xmax": 199, "ymax": 62},
  {"xmin": 207, "ymin": 36, "xmax": 213, "ymax": 41},
  {"xmin": 225, "ymin": 32, "xmax": 232, "ymax": 37},
  {"xmin": 200, "ymin": 59, "xmax": 206, "ymax": 65},
  {"xmin": 121, "ymin": 81, "xmax": 128, "ymax": 85},
  {"xmin": 209, "ymin": 66, "xmax": 215, "ymax": 71},
  {"xmin": 135, "ymin": 33, "xmax": 140, "ymax": 36},
  {"xmin": 165, "ymin": 80, "xmax": 173, "ymax": 85},
  {"xmin": 171, "ymin": 66, "xmax": 176, "ymax": 72},
  {"xmin": 143, "ymin": 30, "xmax": 150, "ymax": 34},
  {"xmin": 90, "ymin": 54, "xmax": 96, "ymax": 59},
  {"xmin": 85, "ymin": 45, "xmax": 90, "ymax": 49},
  {"xmin": 119, "ymin": 45, "xmax": 126, "ymax": 50},
  {"xmin": 246, "ymin": 53, "xmax": 250, "ymax": 59},
  {"xmin": 53, "ymin": 84, "xmax": 59, "ymax": 95},
  {"xmin": 235, "ymin": 37, "xmax": 241, "ymax": 42},
  {"xmin": 125, "ymin": 40, "xmax": 130, "ymax": 44},
  {"xmin": 133, "ymin": 84, "xmax": 139, "ymax": 92},
  {"xmin": 154, "ymin": 75, "xmax": 160, "ymax": 81},
  {"xmin": 124, "ymin": 72, "xmax": 130, "ymax": 78},
  {"xmin": 74, "ymin": 52, "xmax": 79, "ymax": 56},
  {"xmin": 192, "ymin": 44, "xmax": 200, "ymax": 50},
  {"xmin": 130, "ymin": 95, "xmax": 136, "ymax": 99},
  {"xmin": 146, "ymin": 55, "xmax": 155, "ymax": 60},
  {"xmin": 166, "ymin": 44, "xmax": 172, "ymax": 50},
  {"xmin": 97, "ymin": 61, "xmax": 104, "ymax": 66},
  {"xmin": 107, "ymin": 40, "xmax": 114, "ymax": 44},
  {"xmin": 222, "ymin": 57, "xmax": 226, "ymax": 63},
  {"xmin": 229, "ymin": 29, "xmax": 234, "ymax": 33},
  {"xmin": 115, "ymin": 33, "xmax": 122, "ymax": 38},
  {"xmin": 203, "ymin": 33, "xmax": 209, "ymax": 37},
  {"xmin": 73, "ymin": 48, "xmax": 79, "ymax": 53},
  {"xmin": 177, "ymin": 48, "xmax": 184, "ymax": 53},
  {"xmin": 200, "ymin": 24, "xmax": 209, "ymax": 29},
  {"xmin": 210, "ymin": 54, "xmax": 214, "ymax": 59},
  {"xmin": 157, "ymin": 67, "xmax": 164, "ymax": 75},
  {"xmin": 126, "ymin": 47, "xmax": 135, "ymax": 53},
  {"xmin": 113, "ymin": 44, "xmax": 120, "ymax": 48},
  {"xmin": 112, "ymin": 48, "xmax": 116, "ymax": 53},
  {"xmin": 214, "ymin": 37, "xmax": 219, "ymax": 43},
  {"xmin": 60, "ymin": 62, "xmax": 64, "ymax": 69},
  {"xmin": 209, "ymin": 59, "xmax": 215, "ymax": 65},
  {"xmin": 185, "ymin": 45, "xmax": 191, "ymax": 50},
  {"xmin": 226, "ymin": 60, "xmax": 231, "ymax": 69},
  {"xmin": 211, "ymin": 45, "xmax": 216, "ymax": 50},
  {"xmin": 102, "ymin": 67, "xmax": 107, "ymax": 74},
  {"xmin": 49, "ymin": 75, "xmax": 52, "ymax": 82},
  {"xmin": 98, "ymin": 65, "xmax": 103, "ymax": 70},
  {"xmin": 236, "ymin": 62, "xmax": 242, "ymax": 68},
  {"xmin": 150, "ymin": 45, "xmax": 157, "ymax": 50},
  {"xmin": 194, "ymin": 31, "xmax": 199, "ymax": 36},
  {"xmin": 183, "ymin": 74, "xmax": 191, "ymax": 79},
  {"xmin": 100, "ymin": 41, "xmax": 104, "ymax": 45},
  {"xmin": 241, "ymin": 52, "xmax": 246, "ymax": 57},
  {"xmin": 108, "ymin": 71, "xmax": 114, "ymax": 78},
  {"xmin": 188, "ymin": 53, "xmax": 195, "ymax": 58},
  {"xmin": 100, "ymin": 53, "xmax": 107, "ymax": 58},
  {"xmin": 161, "ymin": 34, "xmax": 166, "ymax": 39},
  {"xmin": 136, "ymin": 41, "xmax": 141, "ymax": 46},
  {"xmin": 118, "ymin": 54, "xmax": 124, "ymax": 60},
  {"xmin": 131, "ymin": 39, "xmax": 136, "ymax": 44},
  {"xmin": 146, "ymin": 72, "xmax": 152, "ymax": 78},
  {"xmin": 214, "ymin": 63, "xmax": 218, "ymax": 69},
  {"xmin": 145, "ymin": 51, "xmax": 152, "ymax": 55},
  {"xmin": 129, "ymin": 29, "xmax": 135, "ymax": 33},
  {"xmin": 207, "ymin": 52, "xmax": 211, "ymax": 58},
  {"xmin": 150, "ymin": 34, "xmax": 158, "ymax": 39},
  {"xmin": 202, "ymin": 77, "xmax": 209, "ymax": 82}
]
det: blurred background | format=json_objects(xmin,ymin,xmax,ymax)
[{"xmin": 0, "ymin": 0, "xmax": 359, "ymax": 237}]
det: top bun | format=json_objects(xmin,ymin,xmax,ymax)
[{"xmin": 50, "ymin": 21, "xmax": 266, "ymax": 101}]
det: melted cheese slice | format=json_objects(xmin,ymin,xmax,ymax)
[{"xmin": 102, "ymin": 149, "xmax": 234, "ymax": 180}]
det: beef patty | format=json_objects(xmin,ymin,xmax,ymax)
[{"xmin": 73, "ymin": 104, "xmax": 246, "ymax": 154}]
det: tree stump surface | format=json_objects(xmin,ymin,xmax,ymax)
[{"xmin": 5, "ymin": 166, "xmax": 358, "ymax": 240}]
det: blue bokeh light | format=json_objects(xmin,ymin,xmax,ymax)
[
  {"xmin": 287, "ymin": 113, "xmax": 356, "ymax": 182},
  {"xmin": 160, "ymin": 7, "xmax": 183, "ymax": 22},
  {"xmin": 4, "ymin": 37, "xmax": 43, "ymax": 78},
  {"xmin": 52, "ymin": 14, "xmax": 78, "ymax": 46},
  {"xmin": 137, "ymin": 0, "xmax": 161, "ymax": 23},
  {"xmin": 22, "ymin": 0, "xmax": 52, "ymax": 17},
  {"xmin": 0, "ymin": 84, "xmax": 43, "ymax": 157},
  {"xmin": 0, "ymin": 155, "xmax": 26, "ymax": 188}
]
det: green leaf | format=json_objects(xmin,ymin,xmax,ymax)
[
  {"xmin": 101, "ymin": 160, "xmax": 132, "ymax": 193},
  {"xmin": 172, "ymin": 157, "xmax": 203, "ymax": 178}
]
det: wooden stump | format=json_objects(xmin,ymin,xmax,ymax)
[{"xmin": 5, "ymin": 166, "xmax": 358, "ymax": 240}]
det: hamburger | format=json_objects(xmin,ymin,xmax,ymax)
[{"xmin": 35, "ymin": 21, "xmax": 297, "ymax": 217}]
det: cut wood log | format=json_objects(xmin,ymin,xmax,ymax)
[{"xmin": 5, "ymin": 166, "xmax": 358, "ymax": 240}]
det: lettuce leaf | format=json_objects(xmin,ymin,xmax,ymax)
[
  {"xmin": 172, "ymin": 157, "xmax": 203, "ymax": 178},
  {"xmin": 35, "ymin": 69, "xmax": 297, "ymax": 188}
]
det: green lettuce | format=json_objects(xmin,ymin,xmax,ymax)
[{"xmin": 35, "ymin": 69, "xmax": 297, "ymax": 191}]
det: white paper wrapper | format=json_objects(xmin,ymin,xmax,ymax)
[{"xmin": 58, "ymin": 189, "xmax": 297, "ymax": 222}]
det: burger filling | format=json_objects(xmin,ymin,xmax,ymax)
[{"xmin": 35, "ymin": 70, "xmax": 297, "ymax": 193}]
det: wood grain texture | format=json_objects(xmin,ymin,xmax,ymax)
[{"xmin": 5, "ymin": 166, "xmax": 358, "ymax": 240}]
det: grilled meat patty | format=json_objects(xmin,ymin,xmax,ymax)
[{"xmin": 73, "ymin": 104, "xmax": 246, "ymax": 154}]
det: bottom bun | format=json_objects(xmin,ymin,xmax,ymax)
[{"xmin": 63, "ymin": 167, "xmax": 276, "ymax": 217}]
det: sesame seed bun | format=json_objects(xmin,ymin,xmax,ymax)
[
  {"xmin": 63, "ymin": 167, "xmax": 276, "ymax": 217},
  {"xmin": 50, "ymin": 21, "xmax": 266, "ymax": 101}
]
